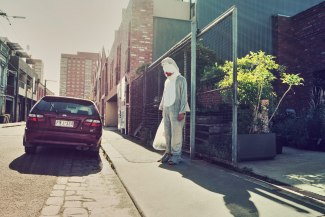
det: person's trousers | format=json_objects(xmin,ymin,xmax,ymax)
[{"xmin": 163, "ymin": 106, "xmax": 185, "ymax": 163}]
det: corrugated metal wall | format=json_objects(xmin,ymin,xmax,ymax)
[
  {"xmin": 198, "ymin": 0, "xmax": 324, "ymax": 58},
  {"xmin": 153, "ymin": 17, "xmax": 191, "ymax": 61}
]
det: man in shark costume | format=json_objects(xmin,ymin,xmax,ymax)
[{"xmin": 158, "ymin": 57, "xmax": 190, "ymax": 165}]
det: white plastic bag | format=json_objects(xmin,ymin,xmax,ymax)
[{"xmin": 153, "ymin": 119, "xmax": 166, "ymax": 150}]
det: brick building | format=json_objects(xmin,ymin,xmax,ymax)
[
  {"xmin": 0, "ymin": 38, "xmax": 10, "ymax": 122},
  {"xmin": 31, "ymin": 59, "xmax": 44, "ymax": 84},
  {"xmin": 95, "ymin": 0, "xmax": 191, "ymax": 133},
  {"xmin": 92, "ymin": 48, "xmax": 108, "ymax": 124},
  {"xmin": 273, "ymin": 1, "xmax": 325, "ymax": 112},
  {"xmin": 60, "ymin": 52, "xmax": 99, "ymax": 99}
]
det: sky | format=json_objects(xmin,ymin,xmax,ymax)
[{"xmin": 0, "ymin": 0, "xmax": 130, "ymax": 95}]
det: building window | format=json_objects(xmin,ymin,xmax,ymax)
[{"xmin": 0, "ymin": 66, "xmax": 4, "ymax": 86}]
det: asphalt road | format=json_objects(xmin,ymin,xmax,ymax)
[{"xmin": 0, "ymin": 125, "xmax": 140, "ymax": 217}]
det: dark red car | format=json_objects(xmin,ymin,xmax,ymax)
[{"xmin": 23, "ymin": 96, "xmax": 102, "ymax": 156}]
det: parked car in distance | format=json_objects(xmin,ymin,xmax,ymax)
[{"xmin": 23, "ymin": 96, "xmax": 102, "ymax": 156}]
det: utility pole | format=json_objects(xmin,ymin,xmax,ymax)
[
  {"xmin": 0, "ymin": 10, "xmax": 25, "ymax": 25},
  {"xmin": 44, "ymin": 79, "xmax": 56, "ymax": 96},
  {"xmin": 190, "ymin": 0, "xmax": 198, "ymax": 160},
  {"xmin": 231, "ymin": 7, "xmax": 238, "ymax": 166},
  {"xmin": 44, "ymin": 80, "xmax": 47, "ymax": 96}
]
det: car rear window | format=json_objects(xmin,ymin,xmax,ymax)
[{"xmin": 33, "ymin": 97, "xmax": 98, "ymax": 116}]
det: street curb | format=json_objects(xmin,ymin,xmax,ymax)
[
  {"xmin": 232, "ymin": 170, "xmax": 325, "ymax": 213},
  {"xmin": 197, "ymin": 155, "xmax": 325, "ymax": 213},
  {"xmin": 100, "ymin": 146, "xmax": 147, "ymax": 217},
  {"xmin": 195, "ymin": 154, "xmax": 325, "ymax": 213}
]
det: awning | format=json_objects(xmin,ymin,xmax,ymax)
[
  {"xmin": 16, "ymin": 51, "xmax": 30, "ymax": 58},
  {"xmin": 26, "ymin": 58, "xmax": 36, "ymax": 64},
  {"xmin": 7, "ymin": 42, "xmax": 22, "ymax": 50}
]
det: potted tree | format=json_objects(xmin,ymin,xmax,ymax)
[{"xmin": 216, "ymin": 51, "xmax": 304, "ymax": 161}]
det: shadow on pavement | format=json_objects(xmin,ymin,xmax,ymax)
[
  {"xmin": 103, "ymin": 127, "xmax": 159, "ymax": 152},
  {"xmin": 159, "ymin": 161, "xmax": 314, "ymax": 217},
  {"xmin": 9, "ymin": 146, "xmax": 102, "ymax": 177}
]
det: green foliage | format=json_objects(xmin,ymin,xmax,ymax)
[
  {"xmin": 269, "ymin": 72, "xmax": 304, "ymax": 123},
  {"xmin": 217, "ymin": 51, "xmax": 278, "ymax": 106},
  {"xmin": 306, "ymin": 87, "xmax": 325, "ymax": 143},
  {"xmin": 281, "ymin": 73, "xmax": 304, "ymax": 86},
  {"xmin": 136, "ymin": 63, "xmax": 150, "ymax": 75},
  {"xmin": 272, "ymin": 114, "xmax": 308, "ymax": 148},
  {"xmin": 271, "ymin": 87, "xmax": 325, "ymax": 151},
  {"xmin": 216, "ymin": 51, "xmax": 304, "ymax": 133},
  {"xmin": 201, "ymin": 63, "xmax": 226, "ymax": 82},
  {"xmin": 195, "ymin": 43, "xmax": 221, "ymax": 82}
]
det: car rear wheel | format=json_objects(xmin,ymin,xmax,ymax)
[{"xmin": 25, "ymin": 146, "xmax": 36, "ymax": 154}]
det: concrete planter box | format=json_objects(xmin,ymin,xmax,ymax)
[{"xmin": 238, "ymin": 133, "xmax": 276, "ymax": 161}]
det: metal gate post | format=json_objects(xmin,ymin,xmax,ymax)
[
  {"xmin": 231, "ymin": 7, "xmax": 238, "ymax": 166},
  {"xmin": 190, "ymin": 1, "xmax": 198, "ymax": 160}
]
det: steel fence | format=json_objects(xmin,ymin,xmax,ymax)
[{"xmin": 130, "ymin": 7, "xmax": 236, "ymax": 164}]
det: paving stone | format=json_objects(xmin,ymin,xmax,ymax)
[
  {"xmin": 65, "ymin": 195, "xmax": 83, "ymax": 201},
  {"xmin": 41, "ymin": 205, "xmax": 61, "ymax": 216},
  {"xmin": 69, "ymin": 177, "xmax": 85, "ymax": 183},
  {"xmin": 50, "ymin": 190, "xmax": 65, "ymax": 197},
  {"xmin": 39, "ymin": 215, "xmax": 60, "ymax": 217},
  {"xmin": 53, "ymin": 184, "xmax": 66, "ymax": 190},
  {"xmin": 67, "ymin": 183, "xmax": 81, "ymax": 187},
  {"xmin": 63, "ymin": 207, "xmax": 88, "ymax": 217},
  {"xmin": 39, "ymin": 152, "xmax": 140, "ymax": 217},
  {"xmin": 66, "ymin": 186, "xmax": 86, "ymax": 191},
  {"xmin": 83, "ymin": 202, "xmax": 98, "ymax": 211},
  {"xmin": 66, "ymin": 190, "xmax": 76, "ymax": 196},
  {"xmin": 57, "ymin": 177, "xmax": 68, "ymax": 184},
  {"xmin": 64, "ymin": 201, "xmax": 82, "ymax": 208},
  {"xmin": 46, "ymin": 197, "xmax": 64, "ymax": 206}
]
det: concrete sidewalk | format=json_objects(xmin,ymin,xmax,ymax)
[
  {"xmin": 101, "ymin": 128, "xmax": 325, "ymax": 217},
  {"xmin": 238, "ymin": 147, "xmax": 325, "ymax": 199}
]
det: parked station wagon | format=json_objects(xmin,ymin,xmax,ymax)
[{"xmin": 23, "ymin": 96, "xmax": 102, "ymax": 156}]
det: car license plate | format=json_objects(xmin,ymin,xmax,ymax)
[{"xmin": 55, "ymin": 120, "xmax": 74, "ymax": 128}]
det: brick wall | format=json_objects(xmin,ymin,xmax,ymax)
[
  {"xmin": 129, "ymin": 0, "xmax": 154, "ymax": 80},
  {"xmin": 105, "ymin": 0, "xmax": 154, "ymax": 133},
  {"xmin": 128, "ymin": 0, "xmax": 154, "ymax": 134},
  {"xmin": 273, "ymin": 2, "xmax": 325, "ymax": 113},
  {"xmin": 197, "ymin": 78, "xmax": 223, "ymax": 113}
]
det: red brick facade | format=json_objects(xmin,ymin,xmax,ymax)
[
  {"xmin": 60, "ymin": 52, "xmax": 99, "ymax": 99},
  {"xmin": 107, "ymin": 0, "xmax": 153, "ymax": 84},
  {"xmin": 102, "ymin": 0, "xmax": 153, "ymax": 131},
  {"xmin": 129, "ymin": 0, "xmax": 153, "ymax": 81},
  {"xmin": 273, "ymin": 2, "xmax": 325, "ymax": 112}
]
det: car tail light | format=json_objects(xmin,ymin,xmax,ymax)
[
  {"xmin": 83, "ymin": 119, "xmax": 102, "ymax": 127},
  {"xmin": 28, "ymin": 114, "xmax": 45, "ymax": 122}
]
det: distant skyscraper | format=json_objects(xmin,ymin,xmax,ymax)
[
  {"xmin": 60, "ymin": 52, "xmax": 99, "ymax": 99},
  {"xmin": 32, "ymin": 59, "xmax": 44, "ymax": 83}
]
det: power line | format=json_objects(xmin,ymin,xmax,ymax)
[{"xmin": 0, "ymin": 9, "xmax": 26, "ymax": 25}]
